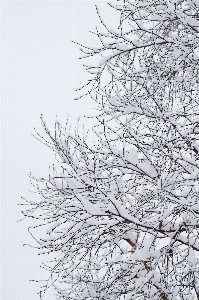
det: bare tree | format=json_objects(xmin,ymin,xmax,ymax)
[{"xmin": 21, "ymin": 0, "xmax": 199, "ymax": 299}]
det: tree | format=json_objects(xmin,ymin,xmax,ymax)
[{"xmin": 21, "ymin": 0, "xmax": 199, "ymax": 299}]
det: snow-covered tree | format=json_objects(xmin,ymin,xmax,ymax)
[{"xmin": 21, "ymin": 0, "xmax": 199, "ymax": 299}]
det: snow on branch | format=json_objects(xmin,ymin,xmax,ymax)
[{"xmin": 21, "ymin": 0, "xmax": 199, "ymax": 299}]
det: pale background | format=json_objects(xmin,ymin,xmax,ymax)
[{"xmin": 1, "ymin": 1, "xmax": 118, "ymax": 299}]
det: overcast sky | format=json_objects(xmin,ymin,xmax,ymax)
[{"xmin": 1, "ymin": 1, "xmax": 118, "ymax": 299}]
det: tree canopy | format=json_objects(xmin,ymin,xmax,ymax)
[{"xmin": 21, "ymin": 0, "xmax": 199, "ymax": 299}]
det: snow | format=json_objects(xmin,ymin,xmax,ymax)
[
  {"xmin": 192, "ymin": 141, "xmax": 199, "ymax": 152},
  {"xmin": 191, "ymin": 0, "xmax": 199, "ymax": 7},
  {"xmin": 108, "ymin": 96, "xmax": 120, "ymax": 106},
  {"xmin": 126, "ymin": 231, "xmax": 137, "ymax": 244},
  {"xmin": 191, "ymin": 203, "xmax": 199, "ymax": 211},
  {"xmin": 156, "ymin": 237, "xmax": 171, "ymax": 250},
  {"xmin": 193, "ymin": 47, "xmax": 199, "ymax": 60},
  {"xmin": 116, "ymin": 42, "xmax": 131, "ymax": 51},
  {"xmin": 186, "ymin": 16, "xmax": 199, "ymax": 29},
  {"xmin": 187, "ymin": 248, "xmax": 196, "ymax": 266},
  {"xmin": 82, "ymin": 288, "xmax": 90, "ymax": 298},
  {"xmin": 98, "ymin": 55, "xmax": 112, "ymax": 66},
  {"xmin": 184, "ymin": 169, "xmax": 198, "ymax": 179},
  {"xmin": 124, "ymin": 146, "xmax": 138, "ymax": 165},
  {"xmin": 138, "ymin": 161, "xmax": 158, "ymax": 178},
  {"xmin": 76, "ymin": 194, "xmax": 105, "ymax": 215},
  {"xmin": 76, "ymin": 193, "xmax": 119, "ymax": 216},
  {"xmin": 135, "ymin": 276, "xmax": 148, "ymax": 288},
  {"xmin": 167, "ymin": 1, "xmax": 175, "ymax": 13},
  {"xmin": 46, "ymin": 220, "xmax": 63, "ymax": 234}
]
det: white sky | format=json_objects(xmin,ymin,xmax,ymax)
[{"xmin": 1, "ymin": 1, "xmax": 118, "ymax": 299}]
